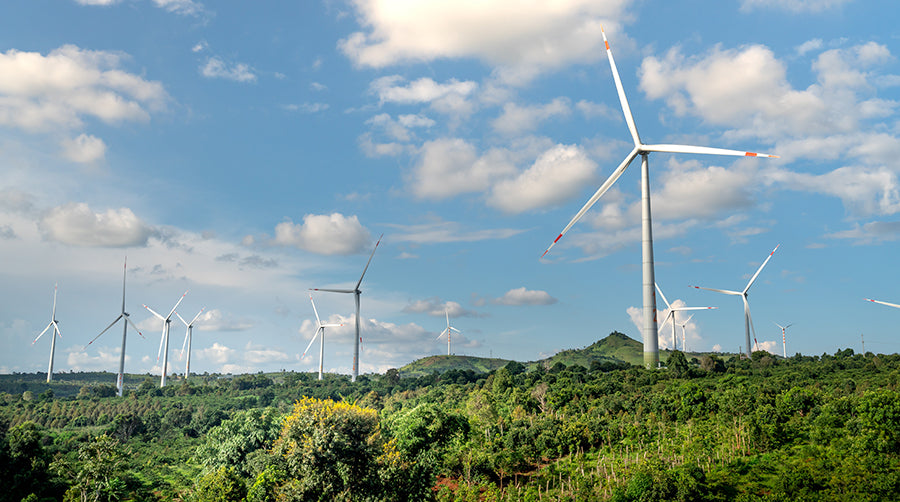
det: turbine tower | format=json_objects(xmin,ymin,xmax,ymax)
[
  {"xmin": 144, "ymin": 291, "xmax": 188, "ymax": 387},
  {"xmin": 655, "ymin": 283, "xmax": 716, "ymax": 351},
  {"xmin": 311, "ymin": 234, "xmax": 382, "ymax": 382},
  {"xmin": 436, "ymin": 309, "xmax": 462, "ymax": 356},
  {"xmin": 541, "ymin": 27, "xmax": 777, "ymax": 369},
  {"xmin": 691, "ymin": 245, "xmax": 779, "ymax": 358},
  {"xmin": 85, "ymin": 260, "xmax": 145, "ymax": 396},
  {"xmin": 774, "ymin": 322, "xmax": 792, "ymax": 358},
  {"xmin": 32, "ymin": 283, "xmax": 62, "ymax": 383},
  {"xmin": 176, "ymin": 308, "xmax": 204, "ymax": 379},
  {"xmin": 302, "ymin": 294, "xmax": 343, "ymax": 380}
]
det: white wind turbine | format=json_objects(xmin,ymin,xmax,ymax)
[
  {"xmin": 311, "ymin": 234, "xmax": 382, "ymax": 382},
  {"xmin": 774, "ymin": 322, "xmax": 792, "ymax": 358},
  {"xmin": 303, "ymin": 294, "xmax": 343, "ymax": 380},
  {"xmin": 436, "ymin": 309, "xmax": 462, "ymax": 356},
  {"xmin": 541, "ymin": 27, "xmax": 777, "ymax": 369},
  {"xmin": 85, "ymin": 260, "xmax": 144, "ymax": 396},
  {"xmin": 176, "ymin": 308, "xmax": 205, "ymax": 379},
  {"xmin": 655, "ymin": 283, "xmax": 716, "ymax": 351},
  {"xmin": 32, "ymin": 283, "xmax": 62, "ymax": 383},
  {"xmin": 690, "ymin": 244, "xmax": 780, "ymax": 358},
  {"xmin": 678, "ymin": 314, "xmax": 694, "ymax": 353},
  {"xmin": 143, "ymin": 291, "xmax": 188, "ymax": 387}
]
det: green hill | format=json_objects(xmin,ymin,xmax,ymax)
[{"xmin": 399, "ymin": 354, "xmax": 512, "ymax": 378}]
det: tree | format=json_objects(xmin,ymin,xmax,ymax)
[
  {"xmin": 189, "ymin": 466, "xmax": 246, "ymax": 502},
  {"xmin": 196, "ymin": 408, "xmax": 282, "ymax": 477},
  {"xmin": 52, "ymin": 434, "xmax": 132, "ymax": 502}
]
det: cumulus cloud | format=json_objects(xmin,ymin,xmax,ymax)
[
  {"xmin": 402, "ymin": 297, "xmax": 480, "ymax": 317},
  {"xmin": 370, "ymin": 76, "xmax": 477, "ymax": 115},
  {"xmin": 193, "ymin": 309, "xmax": 254, "ymax": 332},
  {"xmin": 195, "ymin": 342, "xmax": 235, "ymax": 364},
  {"xmin": 273, "ymin": 213, "xmax": 372, "ymax": 255},
  {"xmin": 825, "ymin": 220, "xmax": 900, "ymax": 245},
  {"xmin": 243, "ymin": 342, "xmax": 292, "ymax": 364},
  {"xmin": 39, "ymin": 203, "xmax": 155, "ymax": 247},
  {"xmin": 60, "ymin": 133, "xmax": 107, "ymax": 164},
  {"xmin": 340, "ymin": 0, "xmax": 628, "ymax": 81},
  {"xmin": 493, "ymin": 287, "xmax": 557, "ymax": 306},
  {"xmin": 0, "ymin": 45, "xmax": 168, "ymax": 132},
  {"xmin": 201, "ymin": 56, "xmax": 257, "ymax": 82},
  {"xmin": 409, "ymin": 138, "xmax": 517, "ymax": 199},
  {"xmin": 488, "ymin": 144, "xmax": 597, "ymax": 214},
  {"xmin": 492, "ymin": 98, "xmax": 571, "ymax": 135}
]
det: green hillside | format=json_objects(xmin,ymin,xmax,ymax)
[{"xmin": 399, "ymin": 354, "xmax": 511, "ymax": 377}]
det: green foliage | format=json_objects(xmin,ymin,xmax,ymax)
[
  {"xmin": 189, "ymin": 466, "xmax": 246, "ymax": 502},
  {"xmin": 196, "ymin": 407, "xmax": 282, "ymax": 477}
]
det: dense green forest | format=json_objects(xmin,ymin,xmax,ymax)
[{"xmin": 2, "ymin": 332, "xmax": 899, "ymax": 501}]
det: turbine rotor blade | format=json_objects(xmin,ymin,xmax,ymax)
[
  {"xmin": 672, "ymin": 306, "xmax": 718, "ymax": 312},
  {"xmin": 690, "ymin": 285, "xmax": 742, "ymax": 296},
  {"xmin": 175, "ymin": 312, "xmax": 188, "ymax": 326},
  {"xmin": 642, "ymin": 144, "xmax": 778, "ymax": 158},
  {"xmin": 601, "ymin": 26, "xmax": 641, "ymax": 146},
  {"xmin": 744, "ymin": 296, "xmax": 759, "ymax": 351},
  {"xmin": 542, "ymin": 148, "xmax": 640, "ymax": 257},
  {"xmin": 744, "ymin": 244, "xmax": 780, "ymax": 294},
  {"xmin": 437, "ymin": 328, "xmax": 448, "ymax": 340},
  {"xmin": 125, "ymin": 316, "xmax": 145, "ymax": 338},
  {"xmin": 166, "ymin": 291, "xmax": 189, "ymax": 320},
  {"xmin": 449, "ymin": 327, "xmax": 462, "ymax": 334},
  {"xmin": 180, "ymin": 326, "xmax": 189, "ymax": 355},
  {"xmin": 865, "ymin": 298, "xmax": 900, "ymax": 309},
  {"xmin": 188, "ymin": 309, "xmax": 204, "ymax": 326},
  {"xmin": 302, "ymin": 328, "xmax": 322, "ymax": 358},
  {"xmin": 310, "ymin": 288, "xmax": 355, "ymax": 294},
  {"xmin": 88, "ymin": 314, "xmax": 124, "ymax": 346},
  {"xmin": 33, "ymin": 322, "xmax": 53, "ymax": 344},
  {"xmin": 309, "ymin": 294, "xmax": 322, "ymax": 325},
  {"xmin": 144, "ymin": 305, "xmax": 165, "ymax": 321},
  {"xmin": 655, "ymin": 283, "xmax": 671, "ymax": 309},
  {"xmin": 356, "ymin": 233, "xmax": 383, "ymax": 290}
]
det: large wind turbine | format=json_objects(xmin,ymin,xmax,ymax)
[
  {"xmin": 302, "ymin": 294, "xmax": 343, "ymax": 380},
  {"xmin": 655, "ymin": 283, "xmax": 716, "ymax": 351},
  {"xmin": 144, "ymin": 291, "xmax": 188, "ymax": 387},
  {"xmin": 774, "ymin": 322, "xmax": 792, "ymax": 358},
  {"xmin": 32, "ymin": 283, "xmax": 62, "ymax": 383},
  {"xmin": 85, "ymin": 260, "xmax": 145, "ymax": 396},
  {"xmin": 691, "ymin": 244, "xmax": 780, "ymax": 358},
  {"xmin": 541, "ymin": 27, "xmax": 777, "ymax": 369},
  {"xmin": 436, "ymin": 309, "xmax": 462, "ymax": 356},
  {"xmin": 176, "ymin": 308, "xmax": 204, "ymax": 379},
  {"xmin": 311, "ymin": 234, "xmax": 382, "ymax": 382}
]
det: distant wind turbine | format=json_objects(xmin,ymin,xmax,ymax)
[
  {"xmin": 311, "ymin": 234, "xmax": 382, "ymax": 382},
  {"xmin": 436, "ymin": 309, "xmax": 462, "ymax": 356},
  {"xmin": 303, "ymin": 294, "xmax": 343, "ymax": 380},
  {"xmin": 774, "ymin": 322, "xmax": 792, "ymax": 358},
  {"xmin": 679, "ymin": 314, "xmax": 694, "ymax": 353},
  {"xmin": 85, "ymin": 259, "xmax": 145, "ymax": 396},
  {"xmin": 144, "ymin": 291, "xmax": 188, "ymax": 387},
  {"xmin": 691, "ymin": 244, "xmax": 780, "ymax": 358},
  {"xmin": 176, "ymin": 308, "xmax": 205, "ymax": 379},
  {"xmin": 541, "ymin": 27, "xmax": 777, "ymax": 369},
  {"xmin": 655, "ymin": 283, "xmax": 716, "ymax": 351},
  {"xmin": 32, "ymin": 283, "xmax": 62, "ymax": 383}
]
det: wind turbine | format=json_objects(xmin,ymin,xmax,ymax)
[
  {"xmin": 690, "ymin": 244, "xmax": 780, "ymax": 358},
  {"xmin": 175, "ymin": 308, "xmax": 204, "ymax": 379},
  {"xmin": 302, "ymin": 294, "xmax": 343, "ymax": 380},
  {"xmin": 311, "ymin": 234, "xmax": 382, "ymax": 382},
  {"xmin": 32, "ymin": 283, "xmax": 62, "ymax": 383},
  {"xmin": 436, "ymin": 309, "xmax": 462, "ymax": 356},
  {"xmin": 541, "ymin": 27, "xmax": 777, "ymax": 369},
  {"xmin": 774, "ymin": 322, "xmax": 792, "ymax": 358},
  {"xmin": 655, "ymin": 283, "xmax": 716, "ymax": 351},
  {"xmin": 678, "ymin": 314, "xmax": 694, "ymax": 353},
  {"xmin": 85, "ymin": 260, "xmax": 145, "ymax": 396},
  {"xmin": 144, "ymin": 291, "xmax": 188, "ymax": 387}
]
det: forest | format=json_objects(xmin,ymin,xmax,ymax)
[{"xmin": 2, "ymin": 332, "xmax": 899, "ymax": 501}]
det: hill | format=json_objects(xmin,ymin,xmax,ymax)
[{"xmin": 399, "ymin": 354, "xmax": 511, "ymax": 378}]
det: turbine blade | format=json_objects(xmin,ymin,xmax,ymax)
[
  {"xmin": 188, "ymin": 309, "xmax": 204, "ymax": 326},
  {"xmin": 180, "ymin": 327, "xmax": 189, "ymax": 355},
  {"xmin": 673, "ymin": 306, "xmax": 718, "ymax": 312},
  {"xmin": 690, "ymin": 285, "xmax": 742, "ymax": 296},
  {"xmin": 302, "ymin": 328, "xmax": 322, "ymax": 358},
  {"xmin": 744, "ymin": 297, "xmax": 758, "ymax": 351},
  {"xmin": 657, "ymin": 310, "xmax": 673, "ymax": 333},
  {"xmin": 53, "ymin": 322, "xmax": 61, "ymax": 338},
  {"xmin": 51, "ymin": 283, "xmax": 58, "ymax": 319},
  {"xmin": 175, "ymin": 312, "xmax": 188, "ymax": 326},
  {"xmin": 601, "ymin": 26, "xmax": 641, "ymax": 146},
  {"xmin": 542, "ymin": 148, "xmax": 640, "ymax": 257},
  {"xmin": 642, "ymin": 144, "xmax": 779, "ymax": 158},
  {"xmin": 144, "ymin": 305, "xmax": 166, "ymax": 321},
  {"xmin": 166, "ymin": 290, "xmax": 189, "ymax": 320},
  {"xmin": 449, "ymin": 327, "xmax": 462, "ymax": 334},
  {"xmin": 356, "ymin": 233, "xmax": 383, "ymax": 290},
  {"xmin": 322, "ymin": 323, "xmax": 343, "ymax": 328},
  {"xmin": 682, "ymin": 314, "xmax": 694, "ymax": 325},
  {"xmin": 436, "ymin": 328, "xmax": 448, "ymax": 340},
  {"xmin": 157, "ymin": 328, "xmax": 165, "ymax": 362},
  {"xmin": 310, "ymin": 288, "xmax": 355, "ymax": 294},
  {"xmin": 88, "ymin": 314, "xmax": 124, "ymax": 346},
  {"xmin": 309, "ymin": 294, "xmax": 322, "ymax": 325},
  {"xmin": 655, "ymin": 283, "xmax": 671, "ymax": 309},
  {"xmin": 865, "ymin": 298, "xmax": 900, "ymax": 309},
  {"xmin": 121, "ymin": 258, "xmax": 128, "ymax": 313},
  {"xmin": 33, "ymin": 322, "xmax": 53, "ymax": 344},
  {"xmin": 125, "ymin": 315, "xmax": 145, "ymax": 338},
  {"xmin": 744, "ymin": 244, "xmax": 780, "ymax": 294}
]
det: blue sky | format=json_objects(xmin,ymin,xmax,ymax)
[{"xmin": 1, "ymin": 0, "xmax": 899, "ymax": 378}]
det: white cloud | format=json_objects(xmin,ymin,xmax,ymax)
[
  {"xmin": 243, "ymin": 342, "xmax": 292, "ymax": 364},
  {"xmin": 0, "ymin": 45, "xmax": 167, "ymax": 132},
  {"xmin": 488, "ymin": 144, "xmax": 597, "ymax": 214},
  {"xmin": 195, "ymin": 342, "xmax": 235, "ymax": 364},
  {"xmin": 767, "ymin": 165, "xmax": 900, "ymax": 216},
  {"xmin": 385, "ymin": 219, "xmax": 526, "ymax": 244},
  {"xmin": 284, "ymin": 102, "xmax": 329, "ymax": 113},
  {"xmin": 402, "ymin": 297, "xmax": 480, "ymax": 317},
  {"xmin": 651, "ymin": 159, "xmax": 757, "ymax": 220},
  {"xmin": 340, "ymin": 0, "xmax": 628, "ymax": 81},
  {"xmin": 273, "ymin": 213, "xmax": 372, "ymax": 255},
  {"xmin": 740, "ymin": 0, "xmax": 854, "ymax": 13},
  {"xmin": 409, "ymin": 138, "xmax": 517, "ymax": 199},
  {"xmin": 193, "ymin": 309, "xmax": 254, "ymax": 332},
  {"xmin": 39, "ymin": 203, "xmax": 155, "ymax": 247},
  {"xmin": 796, "ymin": 39, "xmax": 823, "ymax": 56},
  {"xmin": 74, "ymin": 0, "xmax": 120, "ymax": 5},
  {"xmin": 825, "ymin": 221, "xmax": 900, "ymax": 245},
  {"xmin": 201, "ymin": 57, "xmax": 257, "ymax": 83},
  {"xmin": 370, "ymin": 76, "xmax": 477, "ymax": 115},
  {"xmin": 493, "ymin": 287, "xmax": 557, "ymax": 306},
  {"xmin": 491, "ymin": 98, "xmax": 571, "ymax": 135},
  {"xmin": 60, "ymin": 133, "xmax": 106, "ymax": 164},
  {"xmin": 151, "ymin": 0, "xmax": 205, "ymax": 16},
  {"xmin": 756, "ymin": 340, "xmax": 779, "ymax": 354}
]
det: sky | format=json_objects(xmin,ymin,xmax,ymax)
[{"xmin": 1, "ymin": 0, "xmax": 899, "ymax": 379}]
